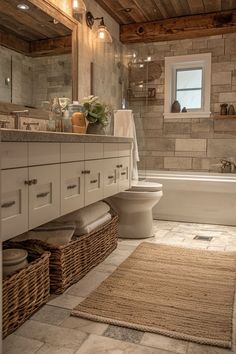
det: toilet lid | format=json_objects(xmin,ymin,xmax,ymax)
[{"xmin": 130, "ymin": 181, "xmax": 162, "ymax": 192}]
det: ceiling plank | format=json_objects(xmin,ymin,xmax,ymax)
[
  {"xmin": 120, "ymin": 10, "xmax": 236, "ymax": 43},
  {"xmin": 187, "ymin": 0, "xmax": 205, "ymax": 14},
  {"xmin": 222, "ymin": 0, "xmax": 236, "ymax": 10},
  {"xmin": 203, "ymin": 0, "xmax": 221, "ymax": 12}
]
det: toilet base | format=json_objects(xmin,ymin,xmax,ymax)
[{"xmin": 117, "ymin": 210, "xmax": 154, "ymax": 239}]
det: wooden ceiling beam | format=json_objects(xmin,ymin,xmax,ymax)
[
  {"xmin": 0, "ymin": 29, "xmax": 30, "ymax": 54},
  {"xmin": 29, "ymin": 35, "xmax": 72, "ymax": 57},
  {"xmin": 120, "ymin": 10, "xmax": 236, "ymax": 43}
]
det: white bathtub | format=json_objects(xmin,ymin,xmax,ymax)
[{"xmin": 139, "ymin": 170, "xmax": 236, "ymax": 226}]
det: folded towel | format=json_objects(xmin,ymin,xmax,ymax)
[
  {"xmin": 13, "ymin": 221, "xmax": 76, "ymax": 246},
  {"xmin": 57, "ymin": 201, "xmax": 110, "ymax": 228},
  {"xmin": 74, "ymin": 213, "xmax": 112, "ymax": 236}
]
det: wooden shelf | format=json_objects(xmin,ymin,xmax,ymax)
[{"xmin": 214, "ymin": 114, "xmax": 236, "ymax": 119}]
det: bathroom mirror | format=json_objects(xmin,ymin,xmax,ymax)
[{"xmin": 0, "ymin": 0, "xmax": 78, "ymax": 115}]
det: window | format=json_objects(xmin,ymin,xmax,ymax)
[{"xmin": 164, "ymin": 53, "xmax": 211, "ymax": 119}]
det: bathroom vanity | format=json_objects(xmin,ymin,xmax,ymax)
[{"xmin": 1, "ymin": 130, "xmax": 132, "ymax": 241}]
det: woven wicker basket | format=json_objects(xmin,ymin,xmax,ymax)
[
  {"xmin": 2, "ymin": 242, "xmax": 50, "ymax": 338},
  {"xmin": 30, "ymin": 214, "xmax": 118, "ymax": 294}
]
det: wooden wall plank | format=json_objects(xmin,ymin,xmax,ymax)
[
  {"xmin": 0, "ymin": 29, "xmax": 30, "ymax": 54},
  {"xmin": 120, "ymin": 10, "xmax": 236, "ymax": 43}
]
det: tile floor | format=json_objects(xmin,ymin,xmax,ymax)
[{"xmin": 3, "ymin": 219, "xmax": 236, "ymax": 354}]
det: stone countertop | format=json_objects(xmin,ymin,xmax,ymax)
[{"xmin": 0, "ymin": 129, "xmax": 133, "ymax": 143}]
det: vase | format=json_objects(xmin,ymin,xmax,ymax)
[
  {"xmin": 171, "ymin": 100, "xmax": 181, "ymax": 113},
  {"xmin": 86, "ymin": 122, "xmax": 106, "ymax": 135}
]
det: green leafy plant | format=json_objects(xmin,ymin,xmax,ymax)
[{"xmin": 80, "ymin": 95, "xmax": 112, "ymax": 127}]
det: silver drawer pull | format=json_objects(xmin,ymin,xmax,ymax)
[
  {"xmin": 2, "ymin": 201, "xmax": 16, "ymax": 208},
  {"xmin": 37, "ymin": 192, "xmax": 49, "ymax": 198},
  {"xmin": 120, "ymin": 164, "xmax": 123, "ymax": 168},
  {"xmin": 108, "ymin": 176, "xmax": 114, "ymax": 179},
  {"xmin": 90, "ymin": 179, "xmax": 98, "ymax": 184},
  {"xmin": 31, "ymin": 179, "xmax": 38, "ymax": 185},
  {"xmin": 82, "ymin": 170, "xmax": 90, "ymax": 174},
  {"xmin": 25, "ymin": 180, "xmax": 32, "ymax": 186},
  {"xmin": 121, "ymin": 172, "xmax": 126, "ymax": 176},
  {"xmin": 67, "ymin": 184, "xmax": 77, "ymax": 190}
]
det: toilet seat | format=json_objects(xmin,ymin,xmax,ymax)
[{"xmin": 128, "ymin": 181, "xmax": 162, "ymax": 192}]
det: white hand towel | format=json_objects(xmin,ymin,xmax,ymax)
[
  {"xmin": 13, "ymin": 222, "xmax": 76, "ymax": 246},
  {"xmin": 74, "ymin": 213, "xmax": 112, "ymax": 235},
  {"xmin": 57, "ymin": 201, "xmax": 110, "ymax": 228},
  {"xmin": 114, "ymin": 109, "xmax": 139, "ymax": 180}
]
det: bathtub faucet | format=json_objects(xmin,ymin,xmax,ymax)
[{"xmin": 220, "ymin": 158, "xmax": 236, "ymax": 173}]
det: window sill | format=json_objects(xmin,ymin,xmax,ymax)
[{"xmin": 164, "ymin": 112, "xmax": 211, "ymax": 119}]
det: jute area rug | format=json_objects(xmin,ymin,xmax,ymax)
[{"xmin": 72, "ymin": 243, "xmax": 236, "ymax": 348}]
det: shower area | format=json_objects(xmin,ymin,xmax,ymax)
[{"xmin": 124, "ymin": 39, "xmax": 236, "ymax": 226}]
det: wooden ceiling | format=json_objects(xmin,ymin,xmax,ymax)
[
  {"xmin": 0, "ymin": 0, "xmax": 71, "ymax": 41},
  {"xmin": 96, "ymin": 0, "xmax": 236, "ymax": 25},
  {"xmin": 0, "ymin": 0, "xmax": 72, "ymax": 56}
]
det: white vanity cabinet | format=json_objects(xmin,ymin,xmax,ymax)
[
  {"xmin": 61, "ymin": 161, "xmax": 85, "ymax": 215},
  {"xmin": 1, "ymin": 168, "xmax": 28, "ymax": 241},
  {"xmin": 84, "ymin": 159, "xmax": 104, "ymax": 205},
  {"xmin": 28, "ymin": 164, "xmax": 60, "ymax": 229},
  {"xmin": 1, "ymin": 140, "xmax": 132, "ymax": 240}
]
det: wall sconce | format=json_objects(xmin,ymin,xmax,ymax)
[
  {"xmin": 86, "ymin": 11, "xmax": 112, "ymax": 43},
  {"xmin": 72, "ymin": 0, "xmax": 86, "ymax": 19}
]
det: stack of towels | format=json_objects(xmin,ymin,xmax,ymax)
[
  {"xmin": 57, "ymin": 201, "xmax": 111, "ymax": 236},
  {"xmin": 12, "ymin": 201, "xmax": 111, "ymax": 246}
]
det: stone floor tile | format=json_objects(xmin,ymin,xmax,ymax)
[
  {"xmin": 61, "ymin": 316, "xmax": 108, "ymax": 335},
  {"xmin": 75, "ymin": 334, "xmax": 174, "ymax": 354},
  {"xmin": 66, "ymin": 271, "xmax": 109, "ymax": 297},
  {"xmin": 207, "ymin": 246, "xmax": 226, "ymax": 251},
  {"xmin": 47, "ymin": 294, "xmax": 85, "ymax": 310},
  {"xmin": 103, "ymin": 324, "xmax": 144, "ymax": 344},
  {"xmin": 102, "ymin": 251, "xmax": 130, "ymax": 266},
  {"xmin": 15, "ymin": 320, "xmax": 87, "ymax": 350},
  {"xmin": 3, "ymin": 334, "xmax": 43, "ymax": 354},
  {"xmin": 30, "ymin": 305, "xmax": 70, "ymax": 325},
  {"xmin": 94, "ymin": 262, "xmax": 118, "ymax": 274},
  {"xmin": 187, "ymin": 342, "xmax": 236, "ymax": 353},
  {"xmin": 141, "ymin": 333, "xmax": 188, "ymax": 354},
  {"xmin": 118, "ymin": 239, "xmax": 144, "ymax": 246},
  {"xmin": 35, "ymin": 344, "xmax": 75, "ymax": 354}
]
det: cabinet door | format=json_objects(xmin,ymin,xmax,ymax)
[
  {"xmin": 28, "ymin": 164, "xmax": 60, "ymax": 229},
  {"xmin": 84, "ymin": 160, "xmax": 104, "ymax": 206},
  {"xmin": 103, "ymin": 158, "xmax": 118, "ymax": 198},
  {"xmin": 61, "ymin": 162, "xmax": 85, "ymax": 215},
  {"xmin": 118, "ymin": 156, "xmax": 131, "ymax": 192},
  {"xmin": 1, "ymin": 168, "xmax": 28, "ymax": 241}
]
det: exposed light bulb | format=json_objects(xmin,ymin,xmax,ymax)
[
  {"xmin": 72, "ymin": 0, "xmax": 86, "ymax": 14},
  {"xmin": 96, "ymin": 24, "xmax": 112, "ymax": 43},
  {"xmin": 147, "ymin": 56, "xmax": 152, "ymax": 61}
]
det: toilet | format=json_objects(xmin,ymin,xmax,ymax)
[{"xmin": 108, "ymin": 181, "xmax": 163, "ymax": 239}]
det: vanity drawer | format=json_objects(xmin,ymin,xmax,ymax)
[
  {"xmin": 2, "ymin": 142, "xmax": 28, "ymax": 169},
  {"xmin": 61, "ymin": 143, "xmax": 85, "ymax": 162},
  {"xmin": 28, "ymin": 143, "xmax": 60, "ymax": 166},
  {"xmin": 119, "ymin": 143, "xmax": 132, "ymax": 157},
  {"xmin": 104, "ymin": 143, "xmax": 118, "ymax": 158},
  {"xmin": 84, "ymin": 143, "xmax": 103, "ymax": 160}
]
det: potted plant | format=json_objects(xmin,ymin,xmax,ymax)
[{"xmin": 80, "ymin": 95, "xmax": 112, "ymax": 135}]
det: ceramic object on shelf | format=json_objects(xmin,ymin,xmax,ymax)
[
  {"xmin": 171, "ymin": 100, "xmax": 181, "ymax": 113},
  {"xmin": 72, "ymin": 125, "xmax": 86, "ymax": 134},
  {"xmin": 182, "ymin": 107, "xmax": 187, "ymax": 112},
  {"xmin": 228, "ymin": 104, "xmax": 235, "ymax": 115},
  {"xmin": 86, "ymin": 122, "xmax": 105, "ymax": 135},
  {"xmin": 220, "ymin": 103, "xmax": 228, "ymax": 115},
  {"xmin": 3, "ymin": 248, "xmax": 28, "ymax": 277}
]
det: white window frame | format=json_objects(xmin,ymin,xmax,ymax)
[{"xmin": 164, "ymin": 53, "xmax": 211, "ymax": 119}]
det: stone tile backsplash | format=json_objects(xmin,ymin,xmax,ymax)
[{"xmin": 126, "ymin": 33, "xmax": 236, "ymax": 172}]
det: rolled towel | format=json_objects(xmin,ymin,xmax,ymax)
[
  {"xmin": 13, "ymin": 222, "xmax": 76, "ymax": 246},
  {"xmin": 57, "ymin": 201, "xmax": 110, "ymax": 228},
  {"xmin": 74, "ymin": 213, "xmax": 112, "ymax": 236}
]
